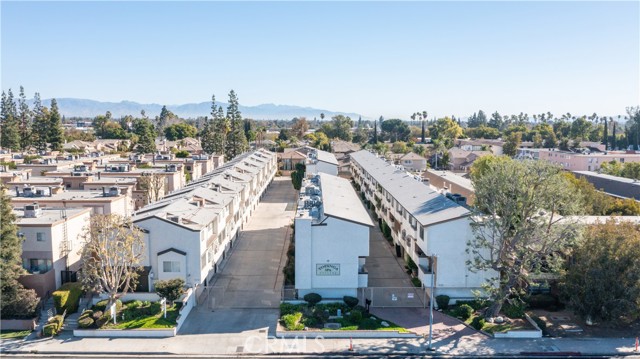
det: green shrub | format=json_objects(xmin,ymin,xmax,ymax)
[
  {"xmin": 411, "ymin": 278, "xmax": 422, "ymax": 287},
  {"xmin": 78, "ymin": 316, "xmax": 94, "ymax": 329},
  {"xmin": 503, "ymin": 301, "xmax": 526, "ymax": 319},
  {"xmin": 154, "ymin": 278, "xmax": 185, "ymax": 302},
  {"xmin": 92, "ymin": 310, "xmax": 103, "ymax": 320},
  {"xmin": 343, "ymin": 296, "xmax": 359, "ymax": 309},
  {"xmin": 79, "ymin": 310, "xmax": 93, "ymax": 319},
  {"xmin": 470, "ymin": 316, "xmax": 486, "ymax": 330},
  {"xmin": 303, "ymin": 293, "xmax": 322, "ymax": 306},
  {"xmin": 527, "ymin": 294, "xmax": 557, "ymax": 309},
  {"xmin": 43, "ymin": 323, "xmax": 57, "ymax": 336},
  {"xmin": 358, "ymin": 318, "xmax": 378, "ymax": 329},
  {"xmin": 281, "ymin": 312, "xmax": 304, "ymax": 331},
  {"xmin": 436, "ymin": 295, "xmax": 450, "ymax": 310},
  {"xmin": 280, "ymin": 303, "xmax": 300, "ymax": 316},
  {"xmin": 349, "ymin": 310, "xmax": 363, "ymax": 323},
  {"xmin": 124, "ymin": 300, "xmax": 143, "ymax": 309},
  {"xmin": 302, "ymin": 316, "xmax": 318, "ymax": 328},
  {"xmin": 52, "ymin": 282, "xmax": 83, "ymax": 314},
  {"xmin": 93, "ymin": 299, "xmax": 122, "ymax": 313},
  {"xmin": 455, "ymin": 304, "xmax": 474, "ymax": 320},
  {"xmin": 455, "ymin": 299, "xmax": 488, "ymax": 311}
]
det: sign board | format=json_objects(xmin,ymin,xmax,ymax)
[
  {"xmin": 316, "ymin": 263, "xmax": 340, "ymax": 276},
  {"xmin": 407, "ymin": 293, "xmax": 414, "ymax": 299},
  {"xmin": 391, "ymin": 294, "xmax": 398, "ymax": 301}
]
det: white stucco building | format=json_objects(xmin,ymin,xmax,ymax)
[
  {"xmin": 132, "ymin": 149, "xmax": 277, "ymax": 288},
  {"xmin": 295, "ymin": 173, "xmax": 373, "ymax": 299},
  {"xmin": 15, "ymin": 204, "xmax": 91, "ymax": 297},
  {"xmin": 350, "ymin": 150, "xmax": 492, "ymax": 302},
  {"xmin": 305, "ymin": 148, "xmax": 339, "ymax": 176}
]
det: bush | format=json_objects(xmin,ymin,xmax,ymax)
[
  {"xmin": 455, "ymin": 299, "xmax": 488, "ymax": 311},
  {"xmin": 411, "ymin": 278, "xmax": 422, "ymax": 287},
  {"xmin": 302, "ymin": 316, "xmax": 318, "ymax": 328},
  {"xmin": 78, "ymin": 316, "xmax": 94, "ymax": 329},
  {"xmin": 93, "ymin": 299, "xmax": 122, "ymax": 313},
  {"xmin": 359, "ymin": 318, "xmax": 378, "ymax": 329},
  {"xmin": 92, "ymin": 310, "xmax": 104, "ymax": 320},
  {"xmin": 43, "ymin": 323, "xmax": 57, "ymax": 336},
  {"xmin": 436, "ymin": 295, "xmax": 450, "ymax": 310},
  {"xmin": 154, "ymin": 278, "xmax": 185, "ymax": 303},
  {"xmin": 79, "ymin": 310, "xmax": 93, "ymax": 320},
  {"xmin": 280, "ymin": 303, "xmax": 300, "ymax": 316},
  {"xmin": 503, "ymin": 301, "xmax": 526, "ymax": 319},
  {"xmin": 455, "ymin": 304, "xmax": 474, "ymax": 320},
  {"xmin": 343, "ymin": 296, "xmax": 359, "ymax": 309},
  {"xmin": 52, "ymin": 282, "xmax": 83, "ymax": 314},
  {"xmin": 349, "ymin": 310, "xmax": 363, "ymax": 323},
  {"xmin": 527, "ymin": 294, "xmax": 557, "ymax": 309},
  {"xmin": 281, "ymin": 312, "xmax": 304, "ymax": 331},
  {"xmin": 470, "ymin": 316, "xmax": 486, "ymax": 330},
  {"xmin": 303, "ymin": 293, "xmax": 322, "ymax": 306},
  {"xmin": 124, "ymin": 300, "xmax": 143, "ymax": 309}
]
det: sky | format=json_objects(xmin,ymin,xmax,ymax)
[{"xmin": 2, "ymin": 1, "xmax": 639, "ymax": 119}]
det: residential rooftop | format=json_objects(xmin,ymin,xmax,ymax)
[
  {"xmin": 297, "ymin": 173, "xmax": 373, "ymax": 227},
  {"xmin": 351, "ymin": 150, "xmax": 470, "ymax": 226}
]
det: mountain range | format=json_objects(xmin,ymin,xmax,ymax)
[{"xmin": 40, "ymin": 98, "xmax": 365, "ymax": 120}]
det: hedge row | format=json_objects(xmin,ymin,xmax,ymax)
[{"xmin": 53, "ymin": 282, "xmax": 83, "ymax": 314}]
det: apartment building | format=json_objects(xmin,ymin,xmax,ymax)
[
  {"xmin": 423, "ymin": 169, "xmax": 475, "ymax": 205},
  {"xmin": 535, "ymin": 149, "xmax": 640, "ymax": 171},
  {"xmin": 15, "ymin": 204, "xmax": 91, "ymax": 297},
  {"xmin": 131, "ymin": 149, "xmax": 277, "ymax": 288},
  {"xmin": 573, "ymin": 171, "xmax": 640, "ymax": 200},
  {"xmin": 295, "ymin": 173, "xmax": 372, "ymax": 298},
  {"xmin": 350, "ymin": 150, "xmax": 491, "ymax": 301},
  {"xmin": 10, "ymin": 186, "xmax": 133, "ymax": 216},
  {"xmin": 306, "ymin": 148, "xmax": 339, "ymax": 176}
]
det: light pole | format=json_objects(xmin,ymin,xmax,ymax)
[{"xmin": 428, "ymin": 254, "xmax": 436, "ymax": 351}]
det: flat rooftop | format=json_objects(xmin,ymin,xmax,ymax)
[{"xmin": 14, "ymin": 206, "xmax": 91, "ymax": 225}]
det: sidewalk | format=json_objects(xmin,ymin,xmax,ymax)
[{"xmin": 4, "ymin": 329, "xmax": 640, "ymax": 356}]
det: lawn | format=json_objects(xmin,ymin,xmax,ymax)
[
  {"xmin": 83, "ymin": 300, "xmax": 180, "ymax": 330},
  {"xmin": 280, "ymin": 302, "xmax": 409, "ymax": 333},
  {"xmin": 101, "ymin": 303, "xmax": 179, "ymax": 329},
  {"xmin": 0, "ymin": 330, "xmax": 31, "ymax": 340}
]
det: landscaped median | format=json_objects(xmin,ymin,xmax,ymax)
[{"xmin": 276, "ymin": 294, "xmax": 418, "ymax": 339}]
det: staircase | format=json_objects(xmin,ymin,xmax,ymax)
[
  {"xmin": 62, "ymin": 312, "xmax": 80, "ymax": 331},
  {"xmin": 26, "ymin": 297, "xmax": 55, "ymax": 340}
]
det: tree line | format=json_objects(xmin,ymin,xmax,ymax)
[{"xmin": 1, "ymin": 87, "xmax": 64, "ymax": 152}]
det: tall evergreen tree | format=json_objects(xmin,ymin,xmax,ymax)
[
  {"xmin": 603, "ymin": 117, "xmax": 609, "ymax": 150},
  {"xmin": 225, "ymin": 90, "xmax": 248, "ymax": 160},
  {"xmin": 0, "ymin": 90, "xmax": 20, "ymax": 151},
  {"xmin": 48, "ymin": 98, "xmax": 64, "ymax": 151},
  {"xmin": 156, "ymin": 105, "xmax": 173, "ymax": 134},
  {"xmin": 18, "ymin": 86, "xmax": 32, "ymax": 151},
  {"xmin": 0, "ymin": 185, "xmax": 39, "ymax": 318},
  {"xmin": 31, "ymin": 93, "xmax": 50, "ymax": 151},
  {"xmin": 372, "ymin": 120, "xmax": 378, "ymax": 143},
  {"xmin": 133, "ymin": 118, "xmax": 157, "ymax": 154}
]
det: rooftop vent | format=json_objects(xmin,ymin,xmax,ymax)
[
  {"xmin": 102, "ymin": 186, "xmax": 120, "ymax": 197},
  {"xmin": 24, "ymin": 203, "xmax": 42, "ymax": 218},
  {"xmin": 168, "ymin": 215, "xmax": 181, "ymax": 224},
  {"xmin": 166, "ymin": 164, "xmax": 178, "ymax": 172}
]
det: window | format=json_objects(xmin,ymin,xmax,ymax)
[
  {"xmin": 163, "ymin": 261, "xmax": 180, "ymax": 272},
  {"xmin": 25, "ymin": 258, "xmax": 52, "ymax": 273},
  {"xmin": 36, "ymin": 232, "xmax": 45, "ymax": 242},
  {"xmin": 419, "ymin": 226, "xmax": 424, "ymax": 240}
]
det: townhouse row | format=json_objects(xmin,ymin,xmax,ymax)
[
  {"xmin": 350, "ymin": 150, "xmax": 492, "ymax": 301},
  {"xmin": 13, "ymin": 149, "xmax": 277, "ymax": 296}
]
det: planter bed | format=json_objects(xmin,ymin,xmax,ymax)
[{"xmin": 73, "ymin": 327, "xmax": 176, "ymax": 338}]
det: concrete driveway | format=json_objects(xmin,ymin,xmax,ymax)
[
  {"xmin": 179, "ymin": 176, "xmax": 296, "ymax": 335},
  {"xmin": 366, "ymin": 216, "xmax": 414, "ymax": 287}
]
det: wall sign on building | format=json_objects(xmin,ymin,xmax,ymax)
[{"xmin": 316, "ymin": 263, "xmax": 340, "ymax": 276}]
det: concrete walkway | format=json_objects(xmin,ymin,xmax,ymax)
[{"xmin": 366, "ymin": 216, "xmax": 414, "ymax": 288}]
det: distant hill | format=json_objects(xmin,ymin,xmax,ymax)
[{"xmin": 39, "ymin": 98, "xmax": 366, "ymax": 120}]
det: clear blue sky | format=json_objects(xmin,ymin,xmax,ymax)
[{"xmin": 2, "ymin": 1, "xmax": 639, "ymax": 119}]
